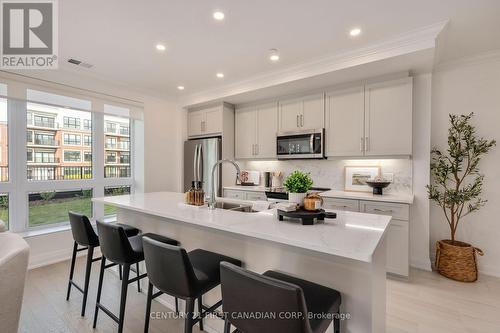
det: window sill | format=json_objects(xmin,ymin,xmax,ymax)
[{"xmin": 17, "ymin": 215, "xmax": 118, "ymax": 238}]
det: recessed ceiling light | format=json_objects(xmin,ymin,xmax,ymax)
[
  {"xmin": 177, "ymin": 86, "xmax": 185, "ymax": 90},
  {"xmin": 269, "ymin": 49, "xmax": 280, "ymax": 62},
  {"xmin": 349, "ymin": 28, "xmax": 361, "ymax": 37},
  {"xmin": 213, "ymin": 11, "xmax": 225, "ymax": 20},
  {"xmin": 156, "ymin": 43, "xmax": 166, "ymax": 51},
  {"xmin": 216, "ymin": 73, "xmax": 224, "ymax": 78}
]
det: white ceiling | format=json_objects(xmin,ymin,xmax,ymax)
[{"xmin": 9, "ymin": 0, "xmax": 500, "ymax": 100}]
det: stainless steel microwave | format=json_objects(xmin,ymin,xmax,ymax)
[{"xmin": 276, "ymin": 129, "xmax": 325, "ymax": 159}]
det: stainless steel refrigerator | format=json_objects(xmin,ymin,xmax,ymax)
[{"xmin": 184, "ymin": 137, "xmax": 222, "ymax": 198}]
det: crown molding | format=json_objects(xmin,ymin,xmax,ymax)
[
  {"xmin": 433, "ymin": 49, "xmax": 500, "ymax": 73},
  {"xmin": 182, "ymin": 21, "xmax": 447, "ymax": 107}
]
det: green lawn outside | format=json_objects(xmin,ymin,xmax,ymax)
[
  {"xmin": 0, "ymin": 207, "xmax": 8, "ymax": 229},
  {"xmin": 29, "ymin": 197, "xmax": 93, "ymax": 227},
  {"xmin": 0, "ymin": 195, "xmax": 121, "ymax": 229}
]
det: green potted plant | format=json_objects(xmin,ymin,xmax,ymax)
[
  {"xmin": 427, "ymin": 113, "xmax": 495, "ymax": 282},
  {"xmin": 284, "ymin": 170, "xmax": 313, "ymax": 206}
]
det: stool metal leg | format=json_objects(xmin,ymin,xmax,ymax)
[
  {"xmin": 223, "ymin": 318, "xmax": 231, "ymax": 333},
  {"xmin": 184, "ymin": 298, "xmax": 195, "ymax": 333},
  {"xmin": 80, "ymin": 246, "xmax": 94, "ymax": 316},
  {"xmin": 198, "ymin": 296, "xmax": 204, "ymax": 331},
  {"xmin": 136, "ymin": 262, "xmax": 141, "ymax": 292},
  {"xmin": 118, "ymin": 264, "xmax": 131, "ymax": 333},
  {"xmin": 334, "ymin": 315, "xmax": 340, "ymax": 333},
  {"xmin": 93, "ymin": 257, "xmax": 106, "ymax": 328},
  {"xmin": 144, "ymin": 282, "xmax": 153, "ymax": 333},
  {"xmin": 66, "ymin": 241, "xmax": 78, "ymax": 301}
]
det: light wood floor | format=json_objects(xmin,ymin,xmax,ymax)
[{"xmin": 20, "ymin": 258, "xmax": 500, "ymax": 333}]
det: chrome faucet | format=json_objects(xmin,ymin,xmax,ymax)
[{"xmin": 208, "ymin": 159, "xmax": 241, "ymax": 209}]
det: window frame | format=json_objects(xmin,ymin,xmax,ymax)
[{"xmin": 0, "ymin": 83, "xmax": 139, "ymax": 233}]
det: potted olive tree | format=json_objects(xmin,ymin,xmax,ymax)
[
  {"xmin": 284, "ymin": 170, "xmax": 313, "ymax": 206},
  {"xmin": 427, "ymin": 113, "xmax": 495, "ymax": 282}
]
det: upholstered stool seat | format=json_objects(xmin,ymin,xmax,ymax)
[
  {"xmin": 220, "ymin": 262, "xmax": 342, "ymax": 333},
  {"xmin": 66, "ymin": 212, "xmax": 141, "ymax": 317},
  {"xmin": 93, "ymin": 222, "xmax": 178, "ymax": 333},
  {"xmin": 142, "ymin": 235, "xmax": 242, "ymax": 333}
]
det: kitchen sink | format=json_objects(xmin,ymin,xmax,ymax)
[{"xmin": 213, "ymin": 201, "xmax": 259, "ymax": 213}]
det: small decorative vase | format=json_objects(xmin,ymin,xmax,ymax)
[{"xmin": 288, "ymin": 192, "xmax": 307, "ymax": 206}]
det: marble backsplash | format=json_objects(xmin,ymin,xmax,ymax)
[{"xmin": 239, "ymin": 158, "xmax": 413, "ymax": 194}]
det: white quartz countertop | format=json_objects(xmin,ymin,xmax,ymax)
[{"xmin": 93, "ymin": 192, "xmax": 391, "ymax": 263}]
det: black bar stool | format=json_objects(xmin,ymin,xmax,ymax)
[
  {"xmin": 66, "ymin": 211, "xmax": 140, "ymax": 316},
  {"xmin": 142, "ymin": 235, "xmax": 242, "ymax": 333},
  {"xmin": 93, "ymin": 221, "xmax": 179, "ymax": 333},
  {"xmin": 220, "ymin": 262, "xmax": 342, "ymax": 333}
]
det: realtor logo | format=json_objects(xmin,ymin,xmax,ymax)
[{"xmin": 1, "ymin": 0, "xmax": 58, "ymax": 69}]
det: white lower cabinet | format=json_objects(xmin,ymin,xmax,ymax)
[
  {"xmin": 322, "ymin": 198, "xmax": 359, "ymax": 212},
  {"xmin": 324, "ymin": 197, "xmax": 410, "ymax": 277},
  {"xmin": 223, "ymin": 189, "xmax": 410, "ymax": 277},
  {"xmin": 245, "ymin": 192, "xmax": 268, "ymax": 201},
  {"xmin": 360, "ymin": 200, "xmax": 409, "ymax": 277},
  {"xmin": 223, "ymin": 189, "xmax": 267, "ymax": 201}
]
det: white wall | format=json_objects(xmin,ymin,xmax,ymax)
[
  {"xmin": 410, "ymin": 73, "xmax": 432, "ymax": 270},
  {"xmin": 143, "ymin": 97, "xmax": 183, "ymax": 192},
  {"xmin": 431, "ymin": 55, "xmax": 500, "ymax": 277}
]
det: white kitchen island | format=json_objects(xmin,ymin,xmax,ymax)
[{"xmin": 93, "ymin": 192, "xmax": 390, "ymax": 333}]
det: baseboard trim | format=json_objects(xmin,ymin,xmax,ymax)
[
  {"xmin": 28, "ymin": 247, "xmax": 102, "ymax": 270},
  {"xmin": 410, "ymin": 257, "xmax": 432, "ymax": 271}
]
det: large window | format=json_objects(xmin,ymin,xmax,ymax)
[
  {"xmin": 104, "ymin": 113, "xmax": 131, "ymax": 179},
  {"xmin": 27, "ymin": 102, "xmax": 92, "ymax": 182},
  {"xmin": 63, "ymin": 116, "xmax": 80, "ymax": 129},
  {"xmin": 34, "ymin": 151, "xmax": 56, "ymax": 163},
  {"xmin": 104, "ymin": 186, "xmax": 130, "ymax": 216},
  {"xmin": 64, "ymin": 133, "xmax": 81, "ymax": 145},
  {"xmin": 83, "ymin": 119, "xmax": 92, "ymax": 130},
  {"xmin": 0, "ymin": 87, "xmax": 140, "ymax": 231},
  {"xmin": 0, "ymin": 96, "xmax": 7, "ymax": 182},
  {"xmin": 0, "ymin": 194, "xmax": 8, "ymax": 229},
  {"xmin": 28, "ymin": 189, "xmax": 92, "ymax": 227},
  {"xmin": 35, "ymin": 133, "xmax": 56, "ymax": 146},
  {"xmin": 64, "ymin": 150, "xmax": 81, "ymax": 162}
]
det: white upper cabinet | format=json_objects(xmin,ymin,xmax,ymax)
[
  {"xmin": 187, "ymin": 106, "xmax": 223, "ymax": 138},
  {"xmin": 364, "ymin": 78, "xmax": 413, "ymax": 156},
  {"xmin": 325, "ymin": 86, "xmax": 365, "ymax": 157},
  {"xmin": 256, "ymin": 103, "xmax": 278, "ymax": 158},
  {"xmin": 325, "ymin": 77, "xmax": 413, "ymax": 157},
  {"xmin": 278, "ymin": 93, "xmax": 324, "ymax": 132},
  {"xmin": 235, "ymin": 106, "xmax": 257, "ymax": 159},
  {"xmin": 204, "ymin": 106, "xmax": 223, "ymax": 135},
  {"xmin": 235, "ymin": 102, "xmax": 278, "ymax": 159},
  {"xmin": 187, "ymin": 110, "xmax": 205, "ymax": 137}
]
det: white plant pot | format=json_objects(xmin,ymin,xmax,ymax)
[{"xmin": 288, "ymin": 192, "xmax": 307, "ymax": 206}]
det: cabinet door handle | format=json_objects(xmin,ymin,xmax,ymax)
[
  {"xmin": 252, "ymin": 144, "xmax": 255, "ymax": 155},
  {"xmin": 296, "ymin": 115, "xmax": 300, "ymax": 127},
  {"xmin": 365, "ymin": 137, "xmax": 369, "ymax": 151},
  {"xmin": 373, "ymin": 208, "xmax": 393, "ymax": 213},
  {"xmin": 255, "ymin": 144, "xmax": 259, "ymax": 156},
  {"xmin": 360, "ymin": 137, "xmax": 364, "ymax": 152},
  {"xmin": 300, "ymin": 114, "xmax": 304, "ymax": 127}
]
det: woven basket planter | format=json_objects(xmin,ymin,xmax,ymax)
[{"xmin": 435, "ymin": 240, "xmax": 484, "ymax": 282}]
